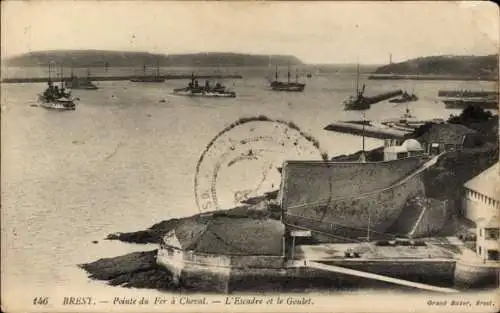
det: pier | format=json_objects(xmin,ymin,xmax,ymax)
[
  {"xmin": 297, "ymin": 260, "xmax": 458, "ymax": 293},
  {"xmin": 324, "ymin": 121, "xmax": 409, "ymax": 139},
  {"xmin": 438, "ymin": 90, "xmax": 498, "ymax": 98},
  {"xmin": 1, "ymin": 74, "xmax": 243, "ymax": 84}
]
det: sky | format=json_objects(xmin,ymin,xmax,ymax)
[{"xmin": 1, "ymin": 1, "xmax": 498, "ymax": 64}]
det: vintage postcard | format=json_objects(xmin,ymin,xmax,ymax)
[{"xmin": 1, "ymin": 1, "xmax": 499, "ymax": 312}]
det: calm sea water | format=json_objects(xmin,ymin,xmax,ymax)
[{"xmin": 1, "ymin": 66, "xmax": 497, "ymax": 299}]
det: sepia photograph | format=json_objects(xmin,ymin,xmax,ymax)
[{"xmin": 1, "ymin": 1, "xmax": 499, "ymax": 312}]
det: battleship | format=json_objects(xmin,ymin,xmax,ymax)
[
  {"xmin": 37, "ymin": 64, "xmax": 76, "ymax": 110},
  {"xmin": 172, "ymin": 74, "xmax": 236, "ymax": 98}
]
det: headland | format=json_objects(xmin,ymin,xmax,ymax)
[
  {"xmin": 79, "ymin": 108, "xmax": 499, "ymax": 293},
  {"xmin": 369, "ymin": 54, "xmax": 498, "ymax": 81}
]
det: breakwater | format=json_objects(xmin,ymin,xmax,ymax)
[
  {"xmin": 1, "ymin": 74, "xmax": 243, "ymax": 84},
  {"xmin": 324, "ymin": 122, "xmax": 408, "ymax": 139},
  {"xmin": 363, "ymin": 90, "xmax": 403, "ymax": 105},
  {"xmin": 438, "ymin": 90, "xmax": 498, "ymax": 98},
  {"xmin": 368, "ymin": 74, "xmax": 498, "ymax": 82}
]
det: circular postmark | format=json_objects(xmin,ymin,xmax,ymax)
[{"xmin": 194, "ymin": 115, "xmax": 329, "ymax": 213}]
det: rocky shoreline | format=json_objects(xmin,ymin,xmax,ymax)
[{"xmin": 80, "ymin": 113, "xmax": 499, "ymax": 292}]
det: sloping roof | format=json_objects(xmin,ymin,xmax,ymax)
[
  {"xmin": 420, "ymin": 123, "xmax": 477, "ymax": 145},
  {"xmin": 171, "ymin": 216, "xmax": 284, "ymax": 255},
  {"xmin": 464, "ymin": 163, "xmax": 500, "ymax": 201}
]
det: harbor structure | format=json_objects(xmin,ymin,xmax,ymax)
[
  {"xmin": 476, "ymin": 215, "xmax": 500, "ymax": 262},
  {"xmin": 383, "ymin": 139, "xmax": 425, "ymax": 161},
  {"xmin": 155, "ymin": 153, "xmax": 499, "ymax": 292},
  {"xmin": 462, "ymin": 163, "xmax": 500, "ymax": 223},
  {"xmin": 417, "ymin": 123, "xmax": 478, "ymax": 154},
  {"xmin": 453, "ymin": 163, "xmax": 500, "ymax": 288}
]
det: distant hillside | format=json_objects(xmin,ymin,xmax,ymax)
[
  {"xmin": 373, "ymin": 55, "xmax": 498, "ymax": 77},
  {"xmin": 3, "ymin": 50, "xmax": 303, "ymax": 67}
]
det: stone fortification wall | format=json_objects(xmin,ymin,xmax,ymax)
[
  {"xmin": 284, "ymin": 172, "xmax": 426, "ymax": 236},
  {"xmin": 454, "ymin": 260, "xmax": 500, "ymax": 289},
  {"xmin": 281, "ymin": 157, "xmax": 426, "ymax": 209},
  {"xmin": 409, "ymin": 198, "xmax": 450, "ymax": 238},
  {"xmin": 169, "ymin": 251, "xmax": 285, "ymax": 292}
]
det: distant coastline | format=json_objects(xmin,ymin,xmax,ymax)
[
  {"xmin": 370, "ymin": 55, "xmax": 499, "ymax": 81},
  {"xmin": 3, "ymin": 50, "xmax": 303, "ymax": 68},
  {"xmin": 368, "ymin": 74, "xmax": 498, "ymax": 82},
  {"xmin": 1, "ymin": 74, "xmax": 243, "ymax": 84}
]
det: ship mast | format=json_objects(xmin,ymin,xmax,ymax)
[
  {"xmin": 362, "ymin": 112, "xmax": 365, "ymax": 152},
  {"xmin": 60, "ymin": 63, "xmax": 64, "ymax": 86},
  {"xmin": 355, "ymin": 62, "xmax": 360, "ymax": 95},
  {"xmin": 287, "ymin": 63, "xmax": 291, "ymax": 83},
  {"xmin": 367, "ymin": 203, "xmax": 371, "ymax": 242},
  {"xmin": 295, "ymin": 69, "xmax": 298, "ymax": 83},
  {"xmin": 275, "ymin": 65, "xmax": 278, "ymax": 81},
  {"xmin": 359, "ymin": 112, "xmax": 367, "ymax": 163},
  {"xmin": 156, "ymin": 59, "xmax": 160, "ymax": 79},
  {"xmin": 48, "ymin": 63, "xmax": 52, "ymax": 83},
  {"xmin": 216, "ymin": 56, "xmax": 221, "ymax": 85}
]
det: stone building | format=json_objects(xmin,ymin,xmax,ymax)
[
  {"xmin": 418, "ymin": 123, "xmax": 478, "ymax": 155},
  {"xmin": 462, "ymin": 163, "xmax": 500, "ymax": 223},
  {"xmin": 383, "ymin": 138, "xmax": 425, "ymax": 161},
  {"xmin": 476, "ymin": 215, "xmax": 500, "ymax": 262}
]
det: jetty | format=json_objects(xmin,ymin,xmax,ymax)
[
  {"xmin": 364, "ymin": 90, "xmax": 404, "ymax": 105},
  {"xmin": 438, "ymin": 90, "xmax": 498, "ymax": 98},
  {"xmin": 289, "ymin": 260, "xmax": 458, "ymax": 293},
  {"xmin": 1, "ymin": 74, "xmax": 243, "ymax": 84},
  {"xmin": 324, "ymin": 121, "xmax": 409, "ymax": 139}
]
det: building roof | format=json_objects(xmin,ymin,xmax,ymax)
[
  {"xmin": 163, "ymin": 216, "xmax": 285, "ymax": 255},
  {"xmin": 420, "ymin": 123, "xmax": 477, "ymax": 145},
  {"xmin": 477, "ymin": 215, "xmax": 500, "ymax": 228},
  {"xmin": 402, "ymin": 139, "xmax": 424, "ymax": 151},
  {"xmin": 464, "ymin": 163, "xmax": 500, "ymax": 201}
]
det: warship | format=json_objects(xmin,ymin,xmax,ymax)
[{"xmin": 173, "ymin": 73, "xmax": 236, "ymax": 98}]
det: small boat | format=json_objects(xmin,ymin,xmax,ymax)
[
  {"xmin": 63, "ymin": 68, "xmax": 98, "ymax": 90},
  {"xmin": 389, "ymin": 91, "xmax": 418, "ymax": 103},
  {"xmin": 173, "ymin": 74, "xmax": 236, "ymax": 98},
  {"xmin": 130, "ymin": 59, "xmax": 165, "ymax": 83},
  {"xmin": 381, "ymin": 106, "xmax": 444, "ymax": 130},
  {"xmin": 269, "ymin": 64, "xmax": 305, "ymax": 92},
  {"xmin": 343, "ymin": 63, "xmax": 371, "ymax": 110}
]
